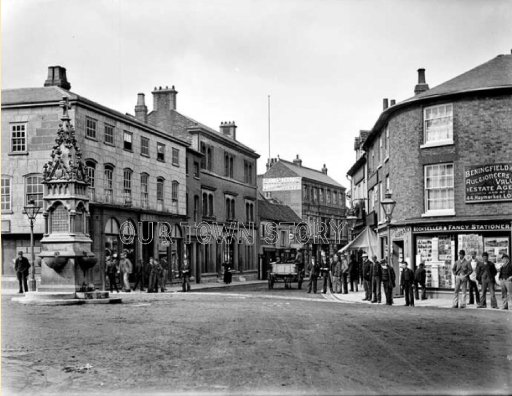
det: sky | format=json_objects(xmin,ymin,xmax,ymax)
[{"xmin": 3, "ymin": 0, "xmax": 512, "ymax": 189}]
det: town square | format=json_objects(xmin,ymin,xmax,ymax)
[{"xmin": 2, "ymin": 0, "xmax": 512, "ymax": 395}]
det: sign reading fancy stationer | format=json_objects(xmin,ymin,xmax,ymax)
[{"xmin": 465, "ymin": 163, "xmax": 512, "ymax": 203}]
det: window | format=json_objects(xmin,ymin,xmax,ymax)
[
  {"xmin": 193, "ymin": 162, "xmax": 200, "ymax": 178},
  {"xmin": 424, "ymin": 163, "xmax": 454, "ymax": 214},
  {"xmin": 424, "ymin": 104, "xmax": 453, "ymax": 146},
  {"xmin": 104, "ymin": 165, "xmax": 114, "ymax": 203},
  {"xmin": 171, "ymin": 147, "xmax": 179, "ymax": 165},
  {"xmin": 25, "ymin": 174, "xmax": 43, "ymax": 208},
  {"xmin": 141, "ymin": 173, "xmax": 149, "ymax": 208},
  {"xmin": 206, "ymin": 147, "xmax": 213, "ymax": 171},
  {"xmin": 200, "ymin": 142, "xmax": 207, "ymax": 169},
  {"xmin": 104, "ymin": 124, "xmax": 115, "ymax": 145},
  {"xmin": 123, "ymin": 131, "xmax": 133, "ymax": 151},
  {"xmin": 245, "ymin": 201, "xmax": 254, "ymax": 222},
  {"xmin": 312, "ymin": 188, "xmax": 318, "ymax": 203},
  {"xmin": 11, "ymin": 123, "xmax": 27, "ymax": 153},
  {"xmin": 209, "ymin": 194, "xmax": 213, "ymax": 216},
  {"xmin": 224, "ymin": 152, "xmax": 234, "ymax": 178},
  {"xmin": 194, "ymin": 195, "xmax": 199, "ymax": 222},
  {"xmin": 172, "ymin": 181, "xmax": 179, "ymax": 202},
  {"xmin": 339, "ymin": 192, "xmax": 344, "ymax": 207},
  {"xmin": 158, "ymin": 143, "xmax": 166, "ymax": 162},
  {"xmin": 225, "ymin": 196, "xmax": 235, "ymax": 220},
  {"xmin": 327, "ymin": 189, "xmax": 331, "ymax": 204},
  {"xmin": 303, "ymin": 185, "xmax": 309, "ymax": 201},
  {"xmin": 202, "ymin": 191, "xmax": 214, "ymax": 218},
  {"xmin": 319, "ymin": 189, "xmax": 324, "ymax": 203},
  {"xmin": 1, "ymin": 176, "xmax": 12, "ymax": 212},
  {"xmin": 157, "ymin": 178, "xmax": 164, "ymax": 209},
  {"xmin": 379, "ymin": 135, "xmax": 383, "ymax": 165},
  {"xmin": 202, "ymin": 193, "xmax": 208, "ymax": 217},
  {"xmin": 385, "ymin": 126, "xmax": 389, "ymax": 159},
  {"xmin": 85, "ymin": 161, "xmax": 96, "ymax": 201},
  {"xmin": 86, "ymin": 117, "xmax": 97, "ymax": 139},
  {"xmin": 379, "ymin": 182, "xmax": 384, "ymax": 222},
  {"xmin": 123, "ymin": 169, "xmax": 133, "ymax": 205},
  {"xmin": 141, "ymin": 137, "xmax": 150, "ymax": 156},
  {"xmin": 333, "ymin": 191, "xmax": 337, "ymax": 205}
]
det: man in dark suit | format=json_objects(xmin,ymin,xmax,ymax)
[
  {"xmin": 307, "ymin": 257, "xmax": 320, "ymax": 294},
  {"xmin": 14, "ymin": 251, "xmax": 30, "ymax": 293},
  {"xmin": 400, "ymin": 261, "xmax": 415, "ymax": 306},
  {"xmin": 362, "ymin": 253, "xmax": 372, "ymax": 301},
  {"xmin": 414, "ymin": 262, "xmax": 427, "ymax": 300},
  {"xmin": 371, "ymin": 255, "xmax": 382, "ymax": 303}
]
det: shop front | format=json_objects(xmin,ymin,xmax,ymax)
[{"xmin": 412, "ymin": 221, "xmax": 511, "ymax": 289}]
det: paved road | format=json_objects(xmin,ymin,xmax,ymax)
[{"xmin": 2, "ymin": 285, "xmax": 512, "ymax": 395}]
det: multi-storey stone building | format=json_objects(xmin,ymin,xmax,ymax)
[
  {"xmin": 260, "ymin": 156, "xmax": 347, "ymax": 264},
  {"xmin": 1, "ymin": 66, "xmax": 189, "ymax": 287},
  {"xmin": 132, "ymin": 86, "xmax": 260, "ymax": 282},
  {"xmin": 358, "ymin": 53, "xmax": 512, "ymax": 290}
]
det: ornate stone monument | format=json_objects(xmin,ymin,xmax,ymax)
[{"xmin": 14, "ymin": 97, "xmax": 120, "ymax": 305}]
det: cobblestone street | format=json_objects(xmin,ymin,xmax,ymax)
[{"xmin": 2, "ymin": 285, "xmax": 512, "ymax": 395}]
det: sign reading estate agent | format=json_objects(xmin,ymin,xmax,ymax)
[{"xmin": 465, "ymin": 163, "xmax": 512, "ymax": 203}]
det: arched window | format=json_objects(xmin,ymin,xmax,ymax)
[
  {"xmin": 104, "ymin": 217, "xmax": 120, "ymax": 257},
  {"xmin": 202, "ymin": 193, "xmax": 208, "ymax": 217},
  {"xmin": 171, "ymin": 181, "xmax": 179, "ymax": 202},
  {"xmin": 85, "ymin": 160, "xmax": 96, "ymax": 201},
  {"xmin": 104, "ymin": 164, "xmax": 114, "ymax": 203},
  {"xmin": 51, "ymin": 203, "xmax": 69, "ymax": 233},
  {"xmin": 208, "ymin": 194, "xmax": 213, "ymax": 217},
  {"xmin": 25, "ymin": 174, "xmax": 44, "ymax": 208},
  {"xmin": 141, "ymin": 173, "xmax": 149, "ymax": 209},
  {"xmin": 123, "ymin": 168, "xmax": 133, "ymax": 205},
  {"xmin": 157, "ymin": 177, "xmax": 164, "ymax": 210}
]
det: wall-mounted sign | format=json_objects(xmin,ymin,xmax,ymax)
[
  {"xmin": 413, "ymin": 223, "xmax": 511, "ymax": 233},
  {"xmin": 262, "ymin": 177, "xmax": 301, "ymax": 191},
  {"xmin": 465, "ymin": 163, "xmax": 512, "ymax": 203}
]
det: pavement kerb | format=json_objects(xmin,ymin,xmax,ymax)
[{"xmin": 325, "ymin": 289, "xmax": 510, "ymax": 312}]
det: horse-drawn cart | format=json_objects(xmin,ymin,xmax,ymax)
[{"xmin": 268, "ymin": 261, "xmax": 304, "ymax": 289}]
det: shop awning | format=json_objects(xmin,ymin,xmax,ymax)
[{"xmin": 338, "ymin": 226, "xmax": 379, "ymax": 257}]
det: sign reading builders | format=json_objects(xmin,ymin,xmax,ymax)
[{"xmin": 465, "ymin": 163, "xmax": 512, "ymax": 203}]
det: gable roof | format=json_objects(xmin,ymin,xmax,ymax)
[
  {"xmin": 262, "ymin": 160, "xmax": 300, "ymax": 179},
  {"xmin": 258, "ymin": 199, "xmax": 302, "ymax": 223},
  {"xmin": 278, "ymin": 159, "xmax": 345, "ymax": 188}
]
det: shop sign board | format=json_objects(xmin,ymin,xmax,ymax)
[
  {"xmin": 413, "ymin": 223, "xmax": 511, "ymax": 233},
  {"xmin": 465, "ymin": 163, "xmax": 512, "ymax": 203}
]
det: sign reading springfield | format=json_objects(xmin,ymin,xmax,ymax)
[{"xmin": 465, "ymin": 164, "xmax": 512, "ymax": 203}]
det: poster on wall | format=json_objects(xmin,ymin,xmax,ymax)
[
  {"xmin": 465, "ymin": 163, "xmax": 512, "ymax": 203},
  {"xmin": 458, "ymin": 234, "xmax": 483, "ymax": 259},
  {"xmin": 416, "ymin": 237, "xmax": 433, "ymax": 287},
  {"xmin": 484, "ymin": 237, "xmax": 510, "ymax": 284},
  {"xmin": 438, "ymin": 235, "xmax": 454, "ymax": 288}
]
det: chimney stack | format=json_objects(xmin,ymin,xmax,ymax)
[
  {"xmin": 383, "ymin": 98, "xmax": 389, "ymax": 111},
  {"xmin": 134, "ymin": 93, "xmax": 148, "ymax": 123},
  {"xmin": 44, "ymin": 66, "xmax": 71, "ymax": 90},
  {"xmin": 220, "ymin": 121, "xmax": 237, "ymax": 140},
  {"xmin": 390, "ymin": 99, "xmax": 396, "ymax": 106},
  {"xmin": 152, "ymin": 85, "xmax": 178, "ymax": 112},
  {"xmin": 321, "ymin": 164, "xmax": 328, "ymax": 174},
  {"xmin": 414, "ymin": 68, "xmax": 429, "ymax": 95},
  {"xmin": 292, "ymin": 154, "xmax": 302, "ymax": 167}
]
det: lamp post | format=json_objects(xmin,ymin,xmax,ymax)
[
  {"xmin": 345, "ymin": 209, "xmax": 358, "ymax": 241},
  {"xmin": 23, "ymin": 199, "xmax": 41, "ymax": 291},
  {"xmin": 380, "ymin": 190, "xmax": 396, "ymax": 264}
]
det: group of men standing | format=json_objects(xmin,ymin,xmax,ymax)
[{"xmin": 452, "ymin": 249, "xmax": 512, "ymax": 310}]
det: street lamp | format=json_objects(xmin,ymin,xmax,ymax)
[
  {"xmin": 23, "ymin": 199, "xmax": 41, "ymax": 291},
  {"xmin": 345, "ymin": 208, "xmax": 358, "ymax": 241},
  {"xmin": 380, "ymin": 190, "xmax": 396, "ymax": 263}
]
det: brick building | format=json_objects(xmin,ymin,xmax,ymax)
[
  {"xmin": 359, "ymin": 53, "xmax": 512, "ymax": 290},
  {"xmin": 132, "ymin": 86, "xmax": 260, "ymax": 282},
  {"xmin": 260, "ymin": 156, "xmax": 347, "ymax": 265},
  {"xmin": 1, "ymin": 66, "xmax": 189, "ymax": 287}
]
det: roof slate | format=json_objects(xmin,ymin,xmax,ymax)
[
  {"xmin": 278, "ymin": 159, "xmax": 345, "ymax": 188},
  {"xmin": 258, "ymin": 199, "xmax": 302, "ymax": 223}
]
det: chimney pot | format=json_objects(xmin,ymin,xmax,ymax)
[
  {"xmin": 135, "ymin": 93, "xmax": 148, "ymax": 123},
  {"xmin": 390, "ymin": 99, "xmax": 396, "ymax": 106},
  {"xmin": 383, "ymin": 98, "xmax": 389, "ymax": 111},
  {"xmin": 152, "ymin": 85, "xmax": 178, "ymax": 111},
  {"xmin": 220, "ymin": 121, "xmax": 237, "ymax": 139}
]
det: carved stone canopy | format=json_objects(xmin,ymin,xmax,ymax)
[{"xmin": 43, "ymin": 96, "xmax": 89, "ymax": 185}]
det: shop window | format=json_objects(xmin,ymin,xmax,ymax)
[
  {"xmin": 423, "ymin": 104, "xmax": 453, "ymax": 147},
  {"xmin": 424, "ymin": 163, "xmax": 454, "ymax": 215}
]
